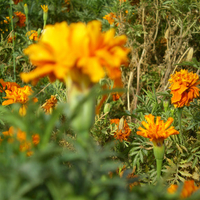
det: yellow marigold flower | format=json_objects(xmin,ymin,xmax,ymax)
[
  {"xmin": 20, "ymin": 20, "xmax": 129, "ymax": 87},
  {"xmin": 41, "ymin": 5, "xmax": 48, "ymax": 13},
  {"xmin": 169, "ymin": 69, "xmax": 200, "ymax": 108},
  {"xmin": 137, "ymin": 114, "xmax": 179, "ymax": 145},
  {"xmin": 0, "ymin": 79, "xmax": 20, "ymax": 92},
  {"xmin": 110, "ymin": 117, "xmax": 131, "ymax": 141},
  {"xmin": 14, "ymin": 11, "xmax": 26, "ymax": 27},
  {"xmin": 41, "ymin": 95, "xmax": 57, "ymax": 114},
  {"xmin": 13, "ymin": 0, "xmax": 23, "ymax": 5},
  {"xmin": 103, "ymin": 13, "xmax": 117, "ymax": 25},
  {"xmin": 168, "ymin": 180, "xmax": 200, "ymax": 198},
  {"xmin": 26, "ymin": 30, "xmax": 39, "ymax": 41}
]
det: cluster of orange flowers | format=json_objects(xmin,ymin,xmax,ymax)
[
  {"xmin": 26, "ymin": 30, "xmax": 39, "ymax": 41},
  {"xmin": 110, "ymin": 118, "xmax": 131, "ymax": 141},
  {"xmin": 1, "ymin": 80, "xmax": 37, "ymax": 116},
  {"xmin": 41, "ymin": 95, "xmax": 57, "ymax": 114},
  {"xmin": 137, "ymin": 114, "xmax": 179, "ymax": 145},
  {"xmin": 168, "ymin": 180, "xmax": 200, "ymax": 199},
  {"xmin": 13, "ymin": 0, "xmax": 23, "ymax": 5},
  {"xmin": 103, "ymin": 13, "xmax": 117, "ymax": 25},
  {"xmin": 21, "ymin": 20, "xmax": 129, "ymax": 88},
  {"xmin": 2, "ymin": 126, "xmax": 40, "ymax": 156}
]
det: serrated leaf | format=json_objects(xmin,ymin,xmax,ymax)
[
  {"xmin": 191, "ymin": 146, "xmax": 200, "ymax": 153},
  {"xmin": 192, "ymin": 172, "xmax": 199, "ymax": 180},
  {"xmin": 179, "ymin": 163, "xmax": 191, "ymax": 168},
  {"xmin": 178, "ymin": 175, "xmax": 186, "ymax": 182},
  {"xmin": 192, "ymin": 157, "xmax": 198, "ymax": 169},
  {"xmin": 179, "ymin": 170, "xmax": 192, "ymax": 177},
  {"xmin": 139, "ymin": 150, "xmax": 144, "ymax": 163},
  {"xmin": 176, "ymin": 143, "xmax": 183, "ymax": 154}
]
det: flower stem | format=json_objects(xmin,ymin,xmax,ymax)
[
  {"xmin": 177, "ymin": 107, "xmax": 183, "ymax": 144},
  {"xmin": 9, "ymin": 0, "xmax": 16, "ymax": 82},
  {"xmin": 156, "ymin": 159, "xmax": 162, "ymax": 179}
]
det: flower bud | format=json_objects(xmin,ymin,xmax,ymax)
[
  {"xmin": 24, "ymin": 4, "xmax": 28, "ymax": 16},
  {"xmin": 103, "ymin": 103, "xmax": 111, "ymax": 114}
]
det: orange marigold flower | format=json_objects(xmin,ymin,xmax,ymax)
[
  {"xmin": 2, "ymin": 126, "xmax": 14, "ymax": 137},
  {"xmin": 110, "ymin": 117, "xmax": 131, "ymax": 141},
  {"xmin": 169, "ymin": 69, "xmax": 200, "ymax": 108},
  {"xmin": 2, "ymin": 85, "xmax": 37, "ymax": 116},
  {"xmin": 26, "ymin": 30, "xmax": 39, "ymax": 41},
  {"xmin": 32, "ymin": 134, "xmax": 40, "ymax": 145},
  {"xmin": 14, "ymin": 11, "xmax": 26, "ymax": 27},
  {"xmin": 0, "ymin": 79, "xmax": 20, "ymax": 92},
  {"xmin": 137, "ymin": 114, "xmax": 179, "ymax": 145},
  {"xmin": 13, "ymin": 0, "xmax": 23, "ymax": 5},
  {"xmin": 20, "ymin": 20, "xmax": 129, "ymax": 87},
  {"xmin": 168, "ymin": 180, "xmax": 200, "ymax": 198},
  {"xmin": 112, "ymin": 93, "xmax": 121, "ymax": 101},
  {"xmin": 2, "ymin": 85, "xmax": 34, "ymax": 105},
  {"xmin": 17, "ymin": 129, "xmax": 26, "ymax": 142},
  {"xmin": 41, "ymin": 95, "xmax": 57, "ymax": 114},
  {"xmin": 103, "ymin": 13, "xmax": 117, "ymax": 25}
]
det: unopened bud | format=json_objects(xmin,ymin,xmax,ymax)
[
  {"xmin": 104, "ymin": 103, "xmax": 111, "ymax": 114},
  {"xmin": 24, "ymin": 4, "xmax": 28, "ymax": 16}
]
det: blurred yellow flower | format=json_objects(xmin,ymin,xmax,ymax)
[
  {"xmin": 137, "ymin": 114, "xmax": 179, "ymax": 145},
  {"xmin": 21, "ymin": 20, "xmax": 129, "ymax": 87},
  {"xmin": 168, "ymin": 180, "xmax": 200, "ymax": 198},
  {"xmin": 169, "ymin": 69, "xmax": 200, "ymax": 108},
  {"xmin": 14, "ymin": 11, "xmax": 26, "ymax": 27},
  {"xmin": 41, "ymin": 5, "xmax": 48, "ymax": 13}
]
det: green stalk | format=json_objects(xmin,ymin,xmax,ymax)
[
  {"xmin": 177, "ymin": 107, "xmax": 183, "ymax": 144},
  {"xmin": 153, "ymin": 140, "xmax": 165, "ymax": 180},
  {"xmin": 9, "ymin": 0, "xmax": 16, "ymax": 81},
  {"xmin": 24, "ymin": 4, "xmax": 29, "ymax": 32},
  {"xmin": 156, "ymin": 159, "xmax": 162, "ymax": 179}
]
